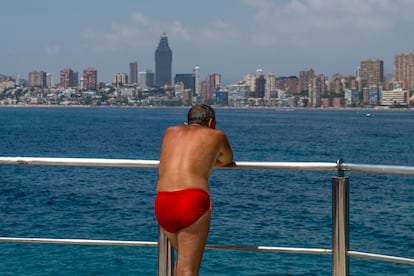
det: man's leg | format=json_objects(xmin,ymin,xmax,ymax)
[{"xmin": 175, "ymin": 210, "xmax": 211, "ymax": 276}]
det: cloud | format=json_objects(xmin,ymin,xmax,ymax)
[
  {"xmin": 198, "ymin": 20, "xmax": 242, "ymax": 45},
  {"xmin": 44, "ymin": 44, "xmax": 62, "ymax": 56},
  {"xmin": 241, "ymin": 0, "xmax": 413, "ymax": 48},
  {"xmin": 82, "ymin": 12, "xmax": 192, "ymax": 52},
  {"xmin": 74, "ymin": 0, "xmax": 414, "ymax": 78}
]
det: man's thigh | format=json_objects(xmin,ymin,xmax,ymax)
[{"xmin": 176, "ymin": 211, "xmax": 211, "ymax": 268}]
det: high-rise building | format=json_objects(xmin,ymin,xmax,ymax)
[
  {"xmin": 244, "ymin": 72, "xmax": 256, "ymax": 92},
  {"xmin": 310, "ymin": 75, "xmax": 324, "ymax": 107},
  {"xmin": 28, "ymin": 71, "xmax": 47, "ymax": 88},
  {"xmin": 409, "ymin": 64, "xmax": 414, "ymax": 91},
  {"xmin": 47, "ymin": 73, "xmax": 56, "ymax": 88},
  {"xmin": 60, "ymin": 68, "xmax": 74, "ymax": 88},
  {"xmin": 174, "ymin": 74, "xmax": 195, "ymax": 94},
  {"xmin": 146, "ymin": 70, "xmax": 155, "ymax": 88},
  {"xmin": 394, "ymin": 53, "xmax": 414, "ymax": 90},
  {"xmin": 113, "ymin": 73, "xmax": 128, "ymax": 87},
  {"xmin": 138, "ymin": 70, "xmax": 155, "ymax": 89},
  {"xmin": 155, "ymin": 33, "xmax": 172, "ymax": 87},
  {"xmin": 359, "ymin": 59, "xmax": 384, "ymax": 88},
  {"xmin": 255, "ymin": 73, "xmax": 266, "ymax": 98},
  {"xmin": 83, "ymin": 68, "xmax": 97, "ymax": 90},
  {"xmin": 138, "ymin": 72, "xmax": 146, "ymax": 89},
  {"xmin": 200, "ymin": 73, "xmax": 220, "ymax": 104},
  {"xmin": 276, "ymin": 76, "xmax": 299, "ymax": 94},
  {"xmin": 193, "ymin": 66, "xmax": 200, "ymax": 96},
  {"xmin": 129, "ymin": 61, "xmax": 138, "ymax": 84},
  {"xmin": 72, "ymin": 71, "xmax": 79, "ymax": 87},
  {"xmin": 299, "ymin": 68, "xmax": 315, "ymax": 92},
  {"xmin": 265, "ymin": 72, "xmax": 276, "ymax": 99}
]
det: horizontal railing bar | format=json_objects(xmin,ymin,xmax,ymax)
[
  {"xmin": 0, "ymin": 237, "xmax": 330, "ymax": 255},
  {"xmin": 348, "ymin": 250, "xmax": 414, "ymax": 265},
  {"xmin": 0, "ymin": 157, "xmax": 159, "ymax": 168},
  {"xmin": 0, "ymin": 237, "xmax": 157, "ymax": 247},
  {"xmin": 0, "ymin": 157, "xmax": 337, "ymax": 171},
  {"xmin": 2, "ymin": 157, "xmax": 414, "ymax": 175},
  {"xmin": 206, "ymin": 244, "xmax": 332, "ymax": 255},
  {"xmin": 235, "ymin": 161, "xmax": 338, "ymax": 171},
  {"xmin": 341, "ymin": 163, "xmax": 414, "ymax": 175}
]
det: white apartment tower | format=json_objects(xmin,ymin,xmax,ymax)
[
  {"xmin": 194, "ymin": 66, "xmax": 200, "ymax": 96},
  {"xmin": 265, "ymin": 72, "xmax": 276, "ymax": 99},
  {"xmin": 46, "ymin": 73, "xmax": 55, "ymax": 88},
  {"xmin": 244, "ymin": 72, "xmax": 256, "ymax": 92}
]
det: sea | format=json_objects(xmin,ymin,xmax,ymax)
[{"xmin": 0, "ymin": 106, "xmax": 413, "ymax": 276}]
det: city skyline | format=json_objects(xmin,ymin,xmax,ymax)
[{"xmin": 1, "ymin": 0, "xmax": 414, "ymax": 84}]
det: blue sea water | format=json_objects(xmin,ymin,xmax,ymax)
[{"xmin": 0, "ymin": 107, "xmax": 413, "ymax": 275}]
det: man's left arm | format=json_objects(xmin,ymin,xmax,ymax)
[{"xmin": 215, "ymin": 133, "xmax": 235, "ymax": 167}]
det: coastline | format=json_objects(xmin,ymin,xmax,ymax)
[{"xmin": 0, "ymin": 103, "xmax": 412, "ymax": 111}]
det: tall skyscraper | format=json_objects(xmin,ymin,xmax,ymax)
[
  {"xmin": 138, "ymin": 70, "xmax": 155, "ymax": 89},
  {"xmin": 359, "ymin": 59, "xmax": 383, "ymax": 88},
  {"xmin": 244, "ymin": 72, "xmax": 256, "ymax": 92},
  {"xmin": 138, "ymin": 72, "xmax": 147, "ymax": 89},
  {"xmin": 193, "ymin": 66, "xmax": 200, "ymax": 96},
  {"xmin": 394, "ymin": 53, "xmax": 414, "ymax": 90},
  {"xmin": 265, "ymin": 72, "xmax": 276, "ymax": 99},
  {"xmin": 155, "ymin": 33, "xmax": 172, "ymax": 87},
  {"xmin": 46, "ymin": 73, "xmax": 56, "ymax": 88},
  {"xmin": 310, "ymin": 75, "xmax": 324, "ymax": 107},
  {"xmin": 28, "ymin": 71, "xmax": 46, "ymax": 88},
  {"xmin": 299, "ymin": 68, "xmax": 315, "ymax": 92},
  {"xmin": 146, "ymin": 70, "xmax": 155, "ymax": 88},
  {"xmin": 174, "ymin": 73, "xmax": 195, "ymax": 93},
  {"xmin": 60, "ymin": 68, "xmax": 74, "ymax": 88},
  {"xmin": 129, "ymin": 61, "xmax": 138, "ymax": 84},
  {"xmin": 200, "ymin": 73, "xmax": 220, "ymax": 104},
  {"xmin": 73, "ymin": 71, "xmax": 79, "ymax": 87},
  {"xmin": 255, "ymin": 69, "xmax": 266, "ymax": 98},
  {"xmin": 83, "ymin": 67, "xmax": 97, "ymax": 90}
]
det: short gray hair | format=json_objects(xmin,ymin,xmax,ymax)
[{"xmin": 187, "ymin": 104, "xmax": 215, "ymax": 125}]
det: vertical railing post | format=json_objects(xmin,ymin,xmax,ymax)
[
  {"xmin": 332, "ymin": 172, "xmax": 350, "ymax": 276},
  {"xmin": 158, "ymin": 227, "xmax": 173, "ymax": 276}
]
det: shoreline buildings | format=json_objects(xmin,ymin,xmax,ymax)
[{"xmin": 1, "ymin": 30, "xmax": 413, "ymax": 108}]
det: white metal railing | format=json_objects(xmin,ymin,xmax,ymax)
[
  {"xmin": 1, "ymin": 156, "xmax": 414, "ymax": 174},
  {"xmin": 0, "ymin": 157, "xmax": 413, "ymax": 276},
  {"xmin": 0, "ymin": 237, "xmax": 157, "ymax": 247}
]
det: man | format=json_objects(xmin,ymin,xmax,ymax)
[{"xmin": 154, "ymin": 104, "xmax": 235, "ymax": 275}]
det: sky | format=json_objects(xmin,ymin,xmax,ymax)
[{"xmin": 1, "ymin": 0, "xmax": 414, "ymax": 84}]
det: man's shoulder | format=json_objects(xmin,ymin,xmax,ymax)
[
  {"xmin": 211, "ymin": 128, "xmax": 226, "ymax": 136},
  {"xmin": 165, "ymin": 125, "xmax": 185, "ymax": 131},
  {"xmin": 165, "ymin": 124, "xmax": 226, "ymax": 137}
]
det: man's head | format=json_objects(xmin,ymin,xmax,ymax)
[{"xmin": 187, "ymin": 104, "xmax": 216, "ymax": 128}]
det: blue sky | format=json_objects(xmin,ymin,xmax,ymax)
[{"xmin": 1, "ymin": 0, "xmax": 413, "ymax": 84}]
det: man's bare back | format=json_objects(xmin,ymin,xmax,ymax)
[{"xmin": 157, "ymin": 123, "xmax": 234, "ymax": 193}]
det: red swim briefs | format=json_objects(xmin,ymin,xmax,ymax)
[{"xmin": 154, "ymin": 188, "xmax": 212, "ymax": 233}]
